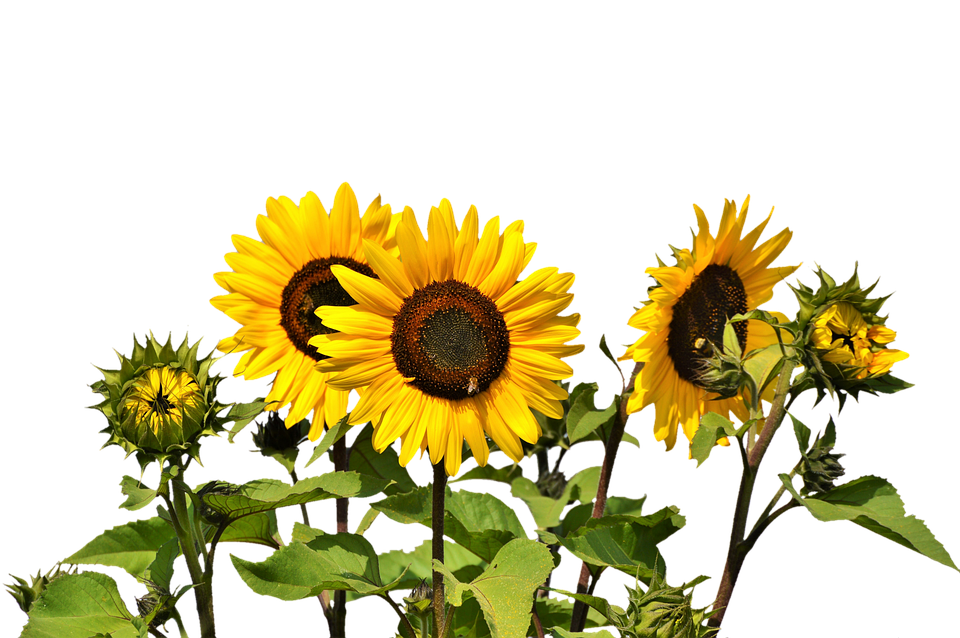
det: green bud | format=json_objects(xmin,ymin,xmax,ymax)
[
  {"xmin": 801, "ymin": 446, "xmax": 846, "ymax": 494},
  {"xmin": 253, "ymin": 412, "xmax": 308, "ymax": 455},
  {"xmin": 196, "ymin": 481, "xmax": 241, "ymax": 526},
  {"xmin": 536, "ymin": 470, "xmax": 567, "ymax": 500},
  {"xmin": 5, "ymin": 564, "xmax": 76, "ymax": 614}
]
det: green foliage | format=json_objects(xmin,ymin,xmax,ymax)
[
  {"xmin": 64, "ymin": 517, "xmax": 173, "ymax": 579},
  {"xmin": 119, "ymin": 476, "xmax": 157, "ymax": 512},
  {"xmin": 6, "ymin": 565, "xmax": 76, "ymax": 614},
  {"xmin": 434, "ymin": 539, "xmax": 554, "ymax": 638},
  {"xmin": 544, "ymin": 507, "xmax": 685, "ymax": 584},
  {"xmin": 349, "ymin": 423, "xmax": 417, "ymax": 496},
  {"xmin": 250, "ymin": 412, "xmax": 309, "ymax": 473},
  {"xmin": 780, "ymin": 474, "xmax": 958, "ymax": 571},
  {"xmin": 689, "ymin": 413, "xmax": 741, "ymax": 467},
  {"xmin": 452, "ymin": 463, "xmax": 524, "ymax": 485},
  {"xmin": 561, "ymin": 496, "xmax": 648, "ymax": 536},
  {"xmin": 305, "ymin": 414, "xmax": 352, "ymax": 467},
  {"xmin": 20, "ymin": 572, "xmax": 146, "ymax": 638},
  {"xmin": 231, "ymin": 532, "xmax": 408, "ymax": 599},
  {"xmin": 510, "ymin": 466, "xmax": 600, "ymax": 529},
  {"xmin": 379, "ymin": 539, "xmax": 487, "ymax": 590}
]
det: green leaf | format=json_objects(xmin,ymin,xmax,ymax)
[
  {"xmin": 447, "ymin": 463, "xmax": 532, "ymax": 486},
  {"xmin": 370, "ymin": 485, "xmax": 432, "ymax": 525},
  {"xmin": 560, "ymin": 496, "xmax": 647, "ymax": 536},
  {"xmin": 434, "ymin": 539, "xmax": 554, "ymax": 638},
  {"xmin": 231, "ymin": 533, "xmax": 407, "ymax": 599},
  {"xmin": 552, "ymin": 508, "xmax": 685, "ymax": 582},
  {"xmin": 689, "ymin": 412, "xmax": 737, "ymax": 467},
  {"xmin": 780, "ymin": 474, "xmax": 958, "ymax": 571},
  {"xmin": 119, "ymin": 476, "xmax": 156, "ymax": 512},
  {"xmin": 445, "ymin": 490, "xmax": 529, "ymax": 563},
  {"xmin": 743, "ymin": 343, "xmax": 787, "ymax": 397},
  {"xmin": 566, "ymin": 383, "xmax": 619, "ymax": 444},
  {"xmin": 211, "ymin": 511, "xmax": 281, "ymax": 548},
  {"xmin": 598, "ymin": 335, "xmax": 623, "ymax": 377},
  {"xmin": 64, "ymin": 517, "xmax": 173, "ymax": 578},
  {"xmin": 202, "ymin": 471, "xmax": 391, "ymax": 521},
  {"xmin": 350, "ymin": 425, "xmax": 417, "ymax": 535},
  {"xmin": 548, "ymin": 587, "xmax": 627, "ymax": 627},
  {"xmin": 790, "ymin": 414, "xmax": 811, "ymax": 454},
  {"xmin": 144, "ymin": 538, "xmax": 178, "ymax": 591},
  {"xmin": 349, "ymin": 423, "xmax": 417, "ymax": 496},
  {"xmin": 305, "ymin": 414, "xmax": 351, "ymax": 468},
  {"xmin": 532, "ymin": 598, "xmax": 609, "ymax": 632},
  {"xmin": 21, "ymin": 572, "xmax": 142, "ymax": 638},
  {"xmin": 223, "ymin": 399, "xmax": 272, "ymax": 442},
  {"xmin": 379, "ymin": 539, "xmax": 487, "ymax": 590},
  {"xmin": 510, "ymin": 466, "xmax": 601, "ymax": 529}
]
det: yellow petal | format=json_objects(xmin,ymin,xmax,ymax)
[
  {"xmin": 330, "ymin": 183, "xmax": 361, "ymax": 259},
  {"xmin": 300, "ymin": 191, "xmax": 331, "ymax": 259},
  {"xmin": 362, "ymin": 239, "xmax": 414, "ymax": 299},
  {"xmin": 464, "ymin": 216, "xmax": 501, "ymax": 286},
  {"xmin": 454, "ymin": 205, "xmax": 480, "ymax": 280},
  {"xmin": 427, "ymin": 201, "xmax": 456, "ymax": 281},
  {"xmin": 396, "ymin": 209, "xmax": 431, "ymax": 289},
  {"xmin": 330, "ymin": 265, "xmax": 401, "ymax": 317}
]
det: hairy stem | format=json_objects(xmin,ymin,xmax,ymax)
[
  {"xmin": 379, "ymin": 592, "xmax": 418, "ymax": 637},
  {"xmin": 168, "ymin": 477, "xmax": 216, "ymax": 638},
  {"xmin": 531, "ymin": 599, "xmax": 545, "ymax": 638},
  {"xmin": 289, "ymin": 470, "xmax": 311, "ymax": 527},
  {"xmin": 709, "ymin": 361, "xmax": 795, "ymax": 628}
]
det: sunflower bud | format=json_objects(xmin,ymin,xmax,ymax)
[
  {"xmin": 253, "ymin": 412, "xmax": 309, "ymax": 455},
  {"xmin": 196, "ymin": 481, "xmax": 241, "ymax": 526},
  {"xmin": 91, "ymin": 334, "xmax": 226, "ymax": 469},
  {"xmin": 797, "ymin": 415, "xmax": 847, "ymax": 496},
  {"xmin": 624, "ymin": 572, "xmax": 718, "ymax": 637},
  {"xmin": 136, "ymin": 582, "xmax": 174, "ymax": 629},
  {"xmin": 536, "ymin": 470, "xmax": 568, "ymax": 500},
  {"xmin": 693, "ymin": 338, "xmax": 748, "ymax": 401},
  {"xmin": 791, "ymin": 267, "xmax": 910, "ymax": 406},
  {"xmin": 404, "ymin": 578, "xmax": 434, "ymax": 615},
  {"xmin": 5, "ymin": 564, "xmax": 75, "ymax": 614}
]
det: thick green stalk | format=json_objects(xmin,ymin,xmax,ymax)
[
  {"xmin": 169, "ymin": 478, "xmax": 216, "ymax": 638},
  {"xmin": 709, "ymin": 361, "xmax": 795, "ymax": 628}
]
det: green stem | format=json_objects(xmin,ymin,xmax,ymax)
[
  {"xmin": 379, "ymin": 593, "xmax": 417, "ymax": 637},
  {"xmin": 709, "ymin": 361, "xmax": 795, "ymax": 629},
  {"xmin": 432, "ymin": 461, "xmax": 448, "ymax": 638},
  {"xmin": 168, "ymin": 476, "xmax": 216, "ymax": 638},
  {"xmin": 290, "ymin": 470, "xmax": 311, "ymax": 527},
  {"xmin": 748, "ymin": 463, "xmax": 799, "ymax": 540},
  {"xmin": 569, "ymin": 362, "xmax": 642, "ymax": 633},
  {"xmin": 171, "ymin": 610, "xmax": 189, "ymax": 638}
]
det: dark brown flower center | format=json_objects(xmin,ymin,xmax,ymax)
[
  {"xmin": 830, "ymin": 330, "xmax": 856, "ymax": 352},
  {"xmin": 280, "ymin": 257, "xmax": 376, "ymax": 361},
  {"xmin": 151, "ymin": 382, "xmax": 174, "ymax": 415},
  {"xmin": 391, "ymin": 280, "xmax": 509, "ymax": 401},
  {"xmin": 667, "ymin": 264, "xmax": 748, "ymax": 385}
]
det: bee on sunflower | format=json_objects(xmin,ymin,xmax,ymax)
[
  {"xmin": 621, "ymin": 196, "xmax": 799, "ymax": 450},
  {"xmin": 212, "ymin": 183, "xmax": 399, "ymax": 440},
  {"xmin": 310, "ymin": 200, "xmax": 583, "ymax": 476}
]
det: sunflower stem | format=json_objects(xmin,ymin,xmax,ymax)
[
  {"xmin": 290, "ymin": 470, "xmax": 311, "ymax": 527},
  {"xmin": 569, "ymin": 362, "xmax": 642, "ymax": 633},
  {"xmin": 709, "ymin": 361, "xmax": 795, "ymax": 629},
  {"xmin": 168, "ymin": 473, "xmax": 216, "ymax": 638},
  {"xmin": 432, "ymin": 461, "xmax": 448, "ymax": 638},
  {"xmin": 379, "ymin": 592, "xmax": 418, "ymax": 638},
  {"xmin": 331, "ymin": 436, "xmax": 350, "ymax": 638}
]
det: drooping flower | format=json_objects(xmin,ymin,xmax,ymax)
[
  {"xmin": 310, "ymin": 201, "xmax": 583, "ymax": 475},
  {"xmin": 212, "ymin": 183, "xmax": 398, "ymax": 440},
  {"xmin": 621, "ymin": 196, "xmax": 799, "ymax": 450}
]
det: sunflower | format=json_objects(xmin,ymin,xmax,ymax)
[
  {"xmin": 621, "ymin": 196, "xmax": 800, "ymax": 450},
  {"xmin": 212, "ymin": 183, "xmax": 398, "ymax": 440},
  {"xmin": 810, "ymin": 301, "xmax": 908, "ymax": 378},
  {"xmin": 123, "ymin": 367, "xmax": 203, "ymax": 435},
  {"xmin": 309, "ymin": 200, "xmax": 583, "ymax": 475}
]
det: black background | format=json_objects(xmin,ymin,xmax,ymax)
[{"xmin": 13, "ymin": 171, "xmax": 944, "ymax": 638}]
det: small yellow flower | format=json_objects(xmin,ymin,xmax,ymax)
[{"xmin": 811, "ymin": 301, "xmax": 908, "ymax": 379}]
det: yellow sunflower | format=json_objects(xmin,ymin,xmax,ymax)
[
  {"xmin": 621, "ymin": 196, "xmax": 800, "ymax": 450},
  {"xmin": 212, "ymin": 183, "xmax": 399, "ymax": 441},
  {"xmin": 811, "ymin": 301, "xmax": 908, "ymax": 378},
  {"xmin": 310, "ymin": 200, "xmax": 583, "ymax": 475}
]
